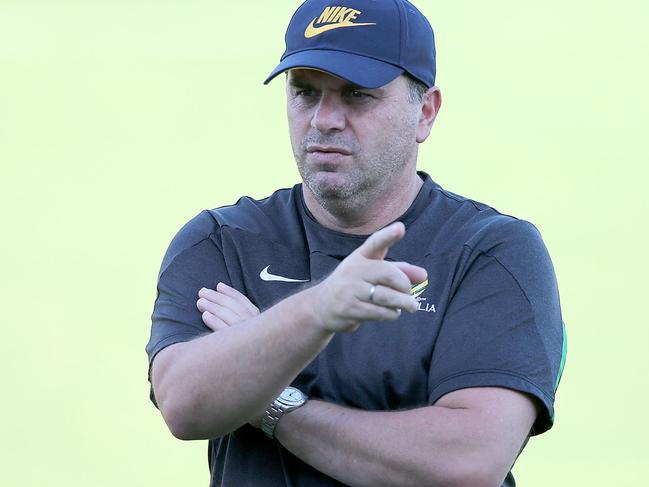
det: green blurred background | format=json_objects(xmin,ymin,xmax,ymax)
[{"xmin": 1, "ymin": 0, "xmax": 647, "ymax": 485}]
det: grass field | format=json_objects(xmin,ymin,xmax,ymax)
[{"xmin": 1, "ymin": 1, "xmax": 647, "ymax": 485}]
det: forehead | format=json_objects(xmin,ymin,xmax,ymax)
[{"xmin": 287, "ymin": 68, "xmax": 405, "ymax": 92}]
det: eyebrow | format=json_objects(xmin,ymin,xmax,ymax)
[
  {"xmin": 288, "ymin": 77, "xmax": 385, "ymax": 95},
  {"xmin": 287, "ymin": 78, "xmax": 314, "ymax": 89}
]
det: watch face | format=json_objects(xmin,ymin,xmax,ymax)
[{"xmin": 279, "ymin": 387, "xmax": 306, "ymax": 406}]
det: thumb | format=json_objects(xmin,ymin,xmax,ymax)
[{"xmin": 356, "ymin": 222, "xmax": 406, "ymax": 260}]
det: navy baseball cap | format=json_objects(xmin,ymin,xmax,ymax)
[{"xmin": 264, "ymin": 0, "xmax": 436, "ymax": 89}]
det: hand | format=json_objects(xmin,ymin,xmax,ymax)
[
  {"xmin": 196, "ymin": 282, "xmax": 260, "ymax": 331},
  {"xmin": 308, "ymin": 221, "xmax": 427, "ymax": 333}
]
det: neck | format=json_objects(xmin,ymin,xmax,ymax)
[{"xmin": 302, "ymin": 170, "xmax": 424, "ymax": 235}]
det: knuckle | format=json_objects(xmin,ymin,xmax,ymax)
[
  {"xmin": 398, "ymin": 278, "xmax": 411, "ymax": 293},
  {"xmin": 387, "ymin": 274, "xmax": 408, "ymax": 293},
  {"xmin": 378, "ymin": 263, "xmax": 407, "ymax": 290}
]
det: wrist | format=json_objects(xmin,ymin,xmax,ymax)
[
  {"xmin": 291, "ymin": 285, "xmax": 332, "ymax": 336},
  {"xmin": 261, "ymin": 387, "xmax": 308, "ymax": 439},
  {"xmin": 274, "ymin": 398, "xmax": 311, "ymax": 441}
]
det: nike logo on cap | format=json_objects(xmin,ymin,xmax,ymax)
[
  {"xmin": 260, "ymin": 265, "xmax": 309, "ymax": 283},
  {"xmin": 304, "ymin": 6, "xmax": 376, "ymax": 39}
]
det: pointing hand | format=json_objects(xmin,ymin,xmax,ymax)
[{"xmin": 310, "ymin": 222, "xmax": 427, "ymax": 333}]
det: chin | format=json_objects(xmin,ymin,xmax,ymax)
[{"xmin": 305, "ymin": 171, "xmax": 354, "ymax": 198}]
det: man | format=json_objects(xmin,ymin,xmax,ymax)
[{"xmin": 146, "ymin": 1, "xmax": 566, "ymax": 486}]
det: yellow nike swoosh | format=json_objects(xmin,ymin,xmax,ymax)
[{"xmin": 304, "ymin": 18, "xmax": 376, "ymax": 39}]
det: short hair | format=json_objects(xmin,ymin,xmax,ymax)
[{"xmin": 405, "ymin": 74, "xmax": 429, "ymax": 103}]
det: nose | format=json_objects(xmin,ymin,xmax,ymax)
[{"xmin": 311, "ymin": 92, "xmax": 346, "ymax": 132}]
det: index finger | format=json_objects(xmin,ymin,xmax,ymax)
[{"xmin": 355, "ymin": 222, "xmax": 406, "ymax": 260}]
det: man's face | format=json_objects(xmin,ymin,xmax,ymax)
[{"xmin": 286, "ymin": 69, "xmax": 423, "ymax": 209}]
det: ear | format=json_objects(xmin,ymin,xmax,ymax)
[{"xmin": 416, "ymin": 87, "xmax": 442, "ymax": 143}]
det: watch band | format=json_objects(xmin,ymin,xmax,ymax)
[{"xmin": 261, "ymin": 386, "xmax": 308, "ymax": 439}]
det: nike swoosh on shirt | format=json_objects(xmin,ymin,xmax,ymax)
[
  {"xmin": 304, "ymin": 18, "xmax": 376, "ymax": 38},
  {"xmin": 259, "ymin": 265, "xmax": 309, "ymax": 283}
]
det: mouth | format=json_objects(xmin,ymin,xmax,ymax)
[{"xmin": 306, "ymin": 145, "xmax": 353, "ymax": 156}]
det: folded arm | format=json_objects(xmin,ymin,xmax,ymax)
[
  {"xmin": 150, "ymin": 222, "xmax": 538, "ymax": 485},
  {"xmin": 151, "ymin": 222, "xmax": 424, "ymax": 439},
  {"xmin": 275, "ymin": 388, "xmax": 536, "ymax": 487}
]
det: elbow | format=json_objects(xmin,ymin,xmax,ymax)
[
  {"xmin": 163, "ymin": 404, "xmax": 243, "ymax": 441},
  {"xmin": 165, "ymin": 411, "xmax": 204, "ymax": 441},
  {"xmin": 156, "ymin": 386, "xmax": 239, "ymax": 440},
  {"xmin": 151, "ymin": 351, "xmax": 208, "ymax": 440},
  {"xmin": 167, "ymin": 420, "xmax": 195, "ymax": 441},
  {"xmin": 425, "ymin": 462, "xmax": 506, "ymax": 487},
  {"xmin": 159, "ymin": 389, "xmax": 233, "ymax": 440},
  {"xmin": 150, "ymin": 345, "xmax": 244, "ymax": 440},
  {"xmin": 452, "ymin": 471, "xmax": 505, "ymax": 487},
  {"xmin": 156, "ymin": 387, "xmax": 202, "ymax": 440}
]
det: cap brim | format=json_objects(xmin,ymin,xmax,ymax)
[{"xmin": 263, "ymin": 50, "xmax": 404, "ymax": 89}]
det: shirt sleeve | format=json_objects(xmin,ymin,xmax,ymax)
[
  {"xmin": 145, "ymin": 211, "xmax": 232, "ymax": 406},
  {"xmin": 427, "ymin": 219, "xmax": 565, "ymax": 435}
]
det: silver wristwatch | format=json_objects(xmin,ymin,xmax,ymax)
[{"xmin": 261, "ymin": 386, "xmax": 308, "ymax": 439}]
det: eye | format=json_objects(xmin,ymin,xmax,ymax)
[
  {"xmin": 349, "ymin": 90, "xmax": 368, "ymax": 98},
  {"xmin": 344, "ymin": 89, "xmax": 373, "ymax": 102},
  {"xmin": 294, "ymin": 88, "xmax": 317, "ymax": 98}
]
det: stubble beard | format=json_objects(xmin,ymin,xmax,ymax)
[{"xmin": 294, "ymin": 129, "xmax": 417, "ymax": 217}]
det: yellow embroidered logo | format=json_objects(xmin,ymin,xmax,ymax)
[
  {"xmin": 411, "ymin": 279, "xmax": 436, "ymax": 313},
  {"xmin": 304, "ymin": 6, "xmax": 376, "ymax": 39},
  {"xmin": 410, "ymin": 279, "xmax": 428, "ymax": 299}
]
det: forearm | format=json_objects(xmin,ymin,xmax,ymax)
[
  {"xmin": 152, "ymin": 287, "xmax": 333, "ymax": 440},
  {"xmin": 275, "ymin": 399, "xmax": 516, "ymax": 487}
]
